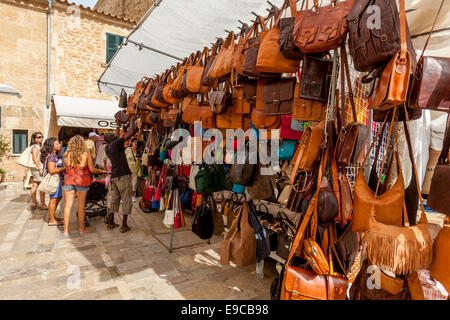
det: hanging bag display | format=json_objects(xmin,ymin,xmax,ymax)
[
  {"xmin": 192, "ymin": 197, "xmax": 214, "ymax": 240},
  {"xmin": 194, "ymin": 165, "xmax": 226, "ymax": 194},
  {"xmin": 163, "ymin": 65, "xmax": 182, "ymax": 105},
  {"xmin": 118, "ymin": 89, "xmax": 128, "ymax": 108},
  {"xmin": 263, "ymin": 78, "xmax": 296, "ymax": 116},
  {"xmin": 430, "ymin": 218, "xmax": 450, "ymax": 293},
  {"xmin": 185, "ymin": 47, "xmax": 212, "ymax": 94},
  {"xmin": 232, "ymin": 80, "xmax": 257, "ymax": 115},
  {"xmin": 293, "ymin": 0, "xmax": 355, "ymax": 53},
  {"xmin": 278, "ymin": 0, "xmax": 304, "ymax": 60},
  {"xmin": 207, "ymin": 31, "xmax": 236, "ymax": 79},
  {"xmin": 209, "ymin": 82, "xmax": 232, "ymax": 114}
]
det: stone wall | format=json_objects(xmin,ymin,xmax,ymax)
[
  {"xmin": 0, "ymin": 0, "xmax": 133, "ymax": 182},
  {"xmin": 94, "ymin": 0, "xmax": 155, "ymax": 23}
]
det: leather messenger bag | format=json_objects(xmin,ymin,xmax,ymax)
[{"xmin": 262, "ymin": 78, "xmax": 296, "ymax": 116}]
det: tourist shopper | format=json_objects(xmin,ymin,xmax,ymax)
[
  {"xmin": 29, "ymin": 131, "xmax": 47, "ymax": 210},
  {"xmin": 63, "ymin": 135, "xmax": 106, "ymax": 235},
  {"xmin": 40, "ymin": 138, "xmax": 65, "ymax": 226},
  {"xmin": 104, "ymin": 115, "xmax": 139, "ymax": 233},
  {"xmin": 125, "ymin": 137, "xmax": 138, "ymax": 202},
  {"xmin": 85, "ymin": 132, "xmax": 98, "ymax": 160}
]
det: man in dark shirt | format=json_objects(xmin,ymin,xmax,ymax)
[{"xmin": 104, "ymin": 115, "xmax": 141, "ymax": 233}]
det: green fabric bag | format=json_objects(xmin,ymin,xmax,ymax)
[
  {"xmin": 194, "ymin": 165, "xmax": 226, "ymax": 194},
  {"xmin": 135, "ymin": 159, "xmax": 143, "ymax": 178}
]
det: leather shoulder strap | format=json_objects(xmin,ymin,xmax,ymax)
[
  {"xmin": 418, "ymin": 0, "xmax": 445, "ymax": 62},
  {"xmin": 439, "ymin": 113, "xmax": 450, "ymax": 163},
  {"xmin": 399, "ymin": 0, "xmax": 407, "ymax": 60}
]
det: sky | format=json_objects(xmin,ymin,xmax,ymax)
[{"xmin": 69, "ymin": 0, "xmax": 98, "ymax": 9}]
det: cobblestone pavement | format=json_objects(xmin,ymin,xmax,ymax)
[{"xmin": 0, "ymin": 183, "xmax": 277, "ymax": 300}]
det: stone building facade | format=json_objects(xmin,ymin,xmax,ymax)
[
  {"xmin": 94, "ymin": 0, "xmax": 155, "ymax": 23},
  {"xmin": 0, "ymin": 0, "xmax": 134, "ymax": 182}
]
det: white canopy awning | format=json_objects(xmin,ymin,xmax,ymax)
[
  {"xmin": 0, "ymin": 84, "xmax": 20, "ymax": 96},
  {"xmin": 53, "ymin": 95, "xmax": 121, "ymax": 129},
  {"xmin": 98, "ymin": 0, "xmax": 450, "ymax": 96}
]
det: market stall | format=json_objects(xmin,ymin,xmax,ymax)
[{"xmin": 99, "ymin": 0, "xmax": 449, "ymax": 300}]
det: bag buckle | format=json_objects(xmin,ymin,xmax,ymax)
[
  {"xmin": 273, "ymin": 99, "xmax": 280, "ymax": 106},
  {"xmin": 380, "ymin": 34, "xmax": 388, "ymax": 42}
]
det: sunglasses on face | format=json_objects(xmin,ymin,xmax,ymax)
[{"xmin": 36, "ymin": 136, "xmax": 43, "ymax": 139}]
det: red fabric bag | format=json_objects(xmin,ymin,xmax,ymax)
[{"xmin": 280, "ymin": 114, "xmax": 303, "ymax": 140}]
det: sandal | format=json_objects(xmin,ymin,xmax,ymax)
[
  {"xmin": 80, "ymin": 229, "xmax": 93, "ymax": 235},
  {"xmin": 30, "ymin": 203, "xmax": 38, "ymax": 210},
  {"xmin": 38, "ymin": 204, "xmax": 48, "ymax": 210},
  {"xmin": 119, "ymin": 226, "xmax": 131, "ymax": 233},
  {"xmin": 48, "ymin": 221, "xmax": 64, "ymax": 226},
  {"xmin": 106, "ymin": 223, "xmax": 119, "ymax": 230}
]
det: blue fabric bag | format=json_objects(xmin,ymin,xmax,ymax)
[
  {"xmin": 232, "ymin": 184, "xmax": 246, "ymax": 194},
  {"xmin": 278, "ymin": 139, "xmax": 297, "ymax": 161}
]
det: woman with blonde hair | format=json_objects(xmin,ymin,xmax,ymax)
[{"xmin": 63, "ymin": 135, "xmax": 106, "ymax": 235}]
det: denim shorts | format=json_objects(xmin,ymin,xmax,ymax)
[{"xmin": 62, "ymin": 185, "xmax": 90, "ymax": 192}]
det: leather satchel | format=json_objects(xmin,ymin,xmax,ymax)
[
  {"xmin": 299, "ymin": 55, "xmax": 333, "ymax": 102},
  {"xmin": 185, "ymin": 48, "xmax": 211, "ymax": 94},
  {"xmin": 199, "ymin": 106, "xmax": 215, "ymax": 129},
  {"xmin": 347, "ymin": 0, "xmax": 417, "ymax": 73},
  {"xmin": 290, "ymin": 124, "xmax": 324, "ymax": 184},
  {"xmin": 163, "ymin": 109, "xmax": 179, "ymax": 128},
  {"xmin": 151, "ymin": 75, "xmax": 171, "ymax": 108},
  {"xmin": 256, "ymin": 3, "xmax": 300, "ymax": 74},
  {"xmin": 228, "ymin": 145, "xmax": 257, "ymax": 187},
  {"xmin": 262, "ymin": 78, "xmax": 295, "ymax": 116},
  {"xmin": 209, "ymin": 82, "xmax": 232, "ymax": 115},
  {"xmin": 409, "ymin": 1, "xmax": 449, "ymax": 112},
  {"xmin": 278, "ymin": 0, "xmax": 303, "ymax": 60},
  {"xmin": 428, "ymin": 113, "xmax": 450, "ymax": 215},
  {"xmin": 251, "ymin": 109, "xmax": 281, "ymax": 131},
  {"xmin": 233, "ymin": 23, "xmax": 251, "ymax": 76},
  {"xmin": 216, "ymin": 107, "xmax": 250, "ymax": 129},
  {"xmin": 220, "ymin": 201, "xmax": 257, "ymax": 267},
  {"xmin": 232, "ymin": 81, "xmax": 257, "ymax": 114},
  {"xmin": 368, "ymin": 0, "xmax": 411, "ymax": 111},
  {"xmin": 317, "ymin": 176, "xmax": 339, "ymax": 224},
  {"xmin": 246, "ymin": 163, "xmax": 275, "ymax": 201},
  {"xmin": 163, "ymin": 65, "xmax": 182, "ymax": 105},
  {"xmin": 293, "ymin": 0, "xmax": 355, "ymax": 53},
  {"xmin": 181, "ymin": 95, "xmax": 200, "ymax": 125},
  {"xmin": 202, "ymin": 40, "xmax": 221, "ymax": 86},
  {"xmin": 207, "ymin": 31, "xmax": 235, "ymax": 79},
  {"xmin": 303, "ymin": 238, "xmax": 330, "ymax": 276}
]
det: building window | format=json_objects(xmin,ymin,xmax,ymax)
[
  {"xmin": 106, "ymin": 33, "xmax": 124, "ymax": 64},
  {"xmin": 12, "ymin": 130, "xmax": 28, "ymax": 154}
]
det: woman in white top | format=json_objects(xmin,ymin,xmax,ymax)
[{"xmin": 29, "ymin": 131, "xmax": 47, "ymax": 210}]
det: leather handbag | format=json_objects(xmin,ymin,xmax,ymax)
[
  {"xmin": 151, "ymin": 74, "xmax": 171, "ymax": 108},
  {"xmin": 207, "ymin": 31, "xmax": 235, "ymax": 79},
  {"xmin": 428, "ymin": 113, "xmax": 450, "ymax": 215},
  {"xmin": 242, "ymin": 15, "xmax": 281, "ymax": 79},
  {"xmin": 192, "ymin": 198, "xmax": 214, "ymax": 240},
  {"xmin": 216, "ymin": 107, "xmax": 250, "ymax": 130},
  {"xmin": 280, "ymin": 115, "xmax": 303, "ymax": 140},
  {"xmin": 256, "ymin": 2, "xmax": 300, "ymax": 74},
  {"xmin": 276, "ymin": 219, "xmax": 295, "ymax": 261},
  {"xmin": 293, "ymin": 0, "xmax": 355, "ymax": 53},
  {"xmin": 232, "ymin": 81, "xmax": 257, "ymax": 114},
  {"xmin": 185, "ymin": 48, "xmax": 212, "ymax": 94},
  {"xmin": 352, "ymin": 112, "xmax": 404, "ymax": 232},
  {"xmin": 199, "ymin": 105, "xmax": 215, "ymax": 129},
  {"xmin": 201, "ymin": 39, "xmax": 222, "ymax": 86},
  {"xmin": 251, "ymin": 109, "xmax": 281, "ymax": 131},
  {"xmin": 233, "ymin": 23, "xmax": 252, "ymax": 76},
  {"xmin": 347, "ymin": 0, "xmax": 417, "ymax": 73},
  {"xmin": 209, "ymin": 82, "xmax": 232, "ymax": 114},
  {"xmin": 290, "ymin": 124, "xmax": 324, "ymax": 184},
  {"xmin": 335, "ymin": 46, "xmax": 369, "ymax": 166},
  {"xmin": 246, "ymin": 163, "xmax": 275, "ymax": 201},
  {"xmin": 163, "ymin": 108, "xmax": 180, "ymax": 128},
  {"xmin": 114, "ymin": 110, "xmax": 128, "ymax": 124},
  {"xmin": 303, "ymin": 238, "xmax": 330, "ymax": 276},
  {"xmin": 119, "ymin": 89, "xmax": 127, "ymax": 108},
  {"xmin": 194, "ymin": 165, "xmax": 226, "ymax": 194},
  {"xmin": 228, "ymin": 146, "xmax": 257, "ymax": 187},
  {"xmin": 299, "ymin": 55, "xmax": 333, "ymax": 102},
  {"xmin": 172, "ymin": 56, "xmax": 193, "ymax": 98},
  {"xmin": 220, "ymin": 201, "xmax": 257, "ymax": 267},
  {"xmin": 263, "ymin": 78, "xmax": 296, "ymax": 116},
  {"xmin": 130, "ymin": 77, "xmax": 148, "ymax": 110},
  {"xmin": 292, "ymin": 91, "xmax": 327, "ymax": 122},
  {"xmin": 163, "ymin": 65, "xmax": 182, "ymax": 105},
  {"xmin": 367, "ymin": 0, "xmax": 411, "ymax": 111},
  {"xmin": 181, "ymin": 95, "xmax": 201, "ymax": 125},
  {"xmin": 430, "ymin": 218, "xmax": 450, "ymax": 293},
  {"xmin": 317, "ymin": 176, "xmax": 339, "ymax": 224},
  {"xmin": 408, "ymin": 1, "xmax": 449, "ymax": 112},
  {"xmin": 278, "ymin": 0, "xmax": 304, "ymax": 60}
]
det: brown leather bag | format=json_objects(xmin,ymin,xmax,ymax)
[
  {"xmin": 335, "ymin": 46, "xmax": 369, "ymax": 166},
  {"xmin": 303, "ymin": 238, "xmax": 330, "ymax": 276},
  {"xmin": 293, "ymin": 0, "xmax": 355, "ymax": 53},
  {"xmin": 430, "ymin": 218, "xmax": 450, "ymax": 293},
  {"xmin": 154, "ymin": 70, "xmax": 172, "ymax": 105},
  {"xmin": 233, "ymin": 23, "xmax": 253, "ymax": 76},
  {"xmin": 262, "ymin": 78, "xmax": 296, "ymax": 116},
  {"xmin": 163, "ymin": 108, "xmax": 179, "ymax": 128},
  {"xmin": 409, "ymin": 1, "xmax": 450, "ymax": 112},
  {"xmin": 255, "ymin": 78, "xmax": 268, "ymax": 111},
  {"xmin": 163, "ymin": 66, "xmax": 182, "ymax": 105},
  {"xmin": 299, "ymin": 55, "xmax": 333, "ymax": 102},
  {"xmin": 220, "ymin": 201, "xmax": 257, "ymax": 267},
  {"xmin": 172, "ymin": 56, "xmax": 193, "ymax": 97},
  {"xmin": 201, "ymin": 39, "xmax": 222, "ymax": 86},
  {"xmin": 368, "ymin": 0, "xmax": 411, "ymax": 111},
  {"xmin": 200, "ymin": 105, "xmax": 215, "ymax": 129},
  {"xmin": 216, "ymin": 107, "xmax": 250, "ymax": 130},
  {"xmin": 209, "ymin": 82, "xmax": 232, "ymax": 115},
  {"xmin": 232, "ymin": 81, "xmax": 256, "ymax": 114},
  {"xmin": 290, "ymin": 124, "xmax": 324, "ymax": 184},
  {"xmin": 292, "ymin": 85, "xmax": 327, "ymax": 121},
  {"xmin": 251, "ymin": 109, "xmax": 281, "ymax": 130},
  {"xmin": 278, "ymin": 0, "xmax": 304, "ymax": 60},
  {"xmin": 151, "ymin": 75, "xmax": 171, "ymax": 108},
  {"xmin": 185, "ymin": 48, "xmax": 211, "ymax": 94},
  {"xmin": 427, "ymin": 113, "xmax": 450, "ymax": 215},
  {"xmin": 281, "ymin": 153, "xmax": 348, "ymax": 300},
  {"xmin": 207, "ymin": 31, "xmax": 235, "ymax": 79},
  {"xmin": 347, "ymin": 0, "xmax": 417, "ymax": 73},
  {"xmin": 181, "ymin": 95, "xmax": 200, "ymax": 125},
  {"xmin": 352, "ymin": 112, "xmax": 404, "ymax": 232},
  {"xmin": 256, "ymin": 3, "xmax": 300, "ymax": 74}
]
